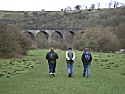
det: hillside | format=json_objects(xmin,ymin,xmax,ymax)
[
  {"xmin": 0, "ymin": 7, "xmax": 125, "ymax": 29},
  {"xmin": 0, "ymin": 7, "xmax": 125, "ymax": 51}
]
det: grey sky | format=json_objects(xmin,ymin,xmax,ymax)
[{"xmin": 0, "ymin": 0, "xmax": 124, "ymax": 11}]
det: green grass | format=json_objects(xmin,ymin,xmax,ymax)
[
  {"xmin": 0, "ymin": 50, "xmax": 125, "ymax": 94},
  {"xmin": 0, "ymin": 11, "xmax": 24, "ymax": 19}
]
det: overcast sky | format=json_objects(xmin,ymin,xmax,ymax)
[{"xmin": 0, "ymin": 0, "xmax": 125, "ymax": 11}]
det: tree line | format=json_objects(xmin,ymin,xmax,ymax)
[{"xmin": 42, "ymin": 0, "xmax": 125, "ymax": 11}]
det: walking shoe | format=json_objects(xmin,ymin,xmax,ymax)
[
  {"xmin": 87, "ymin": 76, "xmax": 90, "ymax": 78},
  {"xmin": 82, "ymin": 74, "xmax": 85, "ymax": 77},
  {"xmin": 82, "ymin": 75, "xmax": 85, "ymax": 77},
  {"xmin": 50, "ymin": 74, "xmax": 53, "ymax": 78},
  {"xmin": 53, "ymin": 74, "xmax": 56, "ymax": 77},
  {"xmin": 68, "ymin": 74, "xmax": 71, "ymax": 78}
]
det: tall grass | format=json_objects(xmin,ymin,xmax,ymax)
[{"xmin": 0, "ymin": 50, "xmax": 125, "ymax": 94}]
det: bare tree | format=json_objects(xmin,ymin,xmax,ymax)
[
  {"xmin": 61, "ymin": 9, "xmax": 63, "ymax": 11},
  {"xmin": 97, "ymin": 2, "xmax": 101, "ymax": 9},
  {"xmin": 108, "ymin": 0, "xmax": 113, "ymax": 8},
  {"xmin": 66, "ymin": 6, "xmax": 72, "ymax": 10},
  {"xmin": 23, "ymin": 12, "xmax": 29, "ymax": 18},
  {"xmin": 41, "ymin": 9, "xmax": 46, "ymax": 12},
  {"xmin": 74, "ymin": 5, "xmax": 82, "ymax": 10},
  {"xmin": 120, "ymin": 3, "xmax": 125, "ymax": 7},
  {"xmin": 114, "ymin": 1, "xmax": 119, "ymax": 8},
  {"xmin": 83, "ymin": 5, "xmax": 87, "ymax": 10},
  {"xmin": 90, "ymin": 4, "xmax": 95, "ymax": 9}
]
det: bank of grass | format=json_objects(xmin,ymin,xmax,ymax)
[{"xmin": 0, "ymin": 50, "xmax": 125, "ymax": 94}]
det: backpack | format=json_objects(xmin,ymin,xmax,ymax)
[
  {"xmin": 84, "ymin": 51, "xmax": 90, "ymax": 61},
  {"xmin": 68, "ymin": 50, "xmax": 73, "ymax": 60},
  {"xmin": 49, "ymin": 52, "xmax": 55, "ymax": 60}
]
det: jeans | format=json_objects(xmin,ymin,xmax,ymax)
[
  {"xmin": 83, "ymin": 64, "xmax": 90, "ymax": 77},
  {"xmin": 67, "ymin": 63, "xmax": 74, "ymax": 76},
  {"xmin": 48, "ymin": 63, "xmax": 56, "ymax": 74}
]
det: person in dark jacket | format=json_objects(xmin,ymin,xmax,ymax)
[
  {"xmin": 46, "ymin": 47, "xmax": 58, "ymax": 78},
  {"xmin": 81, "ymin": 48, "xmax": 92, "ymax": 78}
]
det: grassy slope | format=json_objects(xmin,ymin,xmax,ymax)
[
  {"xmin": 0, "ymin": 9, "xmax": 105, "ymax": 20},
  {"xmin": 0, "ymin": 50, "xmax": 125, "ymax": 94},
  {"xmin": 0, "ymin": 11, "xmax": 24, "ymax": 19}
]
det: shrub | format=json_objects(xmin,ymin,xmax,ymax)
[
  {"xmin": 61, "ymin": 44, "xmax": 68, "ymax": 51},
  {"xmin": 0, "ymin": 23, "xmax": 32, "ymax": 58},
  {"xmin": 48, "ymin": 40, "xmax": 61, "ymax": 49},
  {"xmin": 35, "ymin": 32, "xmax": 48, "ymax": 49},
  {"xmin": 73, "ymin": 25, "xmax": 120, "ymax": 52}
]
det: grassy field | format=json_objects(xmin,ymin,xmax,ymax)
[{"xmin": 0, "ymin": 50, "xmax": 125, "ymax": 94}]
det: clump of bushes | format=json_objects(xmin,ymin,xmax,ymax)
[
  {"xmin": 0, "ymin": 23, "xmax": 32, "ymax": 58},
  {"xmin": 61, "ymin": 44, "xmax": 69, "ymax": 51},
  {"xmin": 73, "ymin": 25, "xmax": 120, "ymax": 52}
]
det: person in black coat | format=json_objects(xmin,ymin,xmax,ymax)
[
  {"xmin": 81, "ymin": 48, "xmax": 92, "ymax": 78},
  {"xmin": 46, "ymin": 47, "xmax": 58, "ymax": 78}
]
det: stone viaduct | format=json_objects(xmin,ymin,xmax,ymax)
[{"xmin": 21, "ymin": 28, "xmax": 84, "ymax": 40}]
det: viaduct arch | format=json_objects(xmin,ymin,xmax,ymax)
[{"xmin": 21, "ymin": 28, "xmax": 83, "ymax": 40}]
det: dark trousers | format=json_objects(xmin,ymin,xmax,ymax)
[{"xmin": 48, "ymin": 63, "xmax": 56, "ymax": 74}]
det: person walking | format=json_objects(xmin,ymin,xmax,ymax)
[
  {"xmin": 46, "ymin": 47, "xmax": 59, "ymax": 78},
  {"xmin": 81, "ymin": 48, "xmax": 92, "ymax": 78},
  {"xmin": 66, "ymin": 47, "xmax": 75, "ymax": 78}
]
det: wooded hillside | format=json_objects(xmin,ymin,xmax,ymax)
[{"xmin": 0, "ymin": 7, "xmax": 125, "ymax": 52}]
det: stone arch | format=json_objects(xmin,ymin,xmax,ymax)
[
  {"xmin": 63, "ymin": 30, "xmax": 76, "ymax": 46},
  {"xmin": 54, "ymin": 31, "xmax": 63, "ymax": 40},
  {"xmin": 51, "ymin": 31, "xmax": 61, "ymax": 41},
  {"xmin": 69, "ymin": 30, "xmax": 76, "ymax": 37},
  {"xmin": 35, "ymin": 31, "xmax": 48, "ymax": 48},
  {"xmin": 22, "ymin": 28, "xmax": 84, "ymax": 42},
  {"xmin": 21, "ymin": 30, "xmax": 35, "ymax": 40},
  {"xmin": 40, "ymin": 30, "xmax": 50, "ymax": 40},
  {"xmin": 64, "ymin": 30, "xmax": 76, "ymax": 39}
]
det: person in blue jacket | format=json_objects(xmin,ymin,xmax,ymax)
[{"xmin": 81, "ymin": 48, "xmax": 92, "ymax": 78}]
